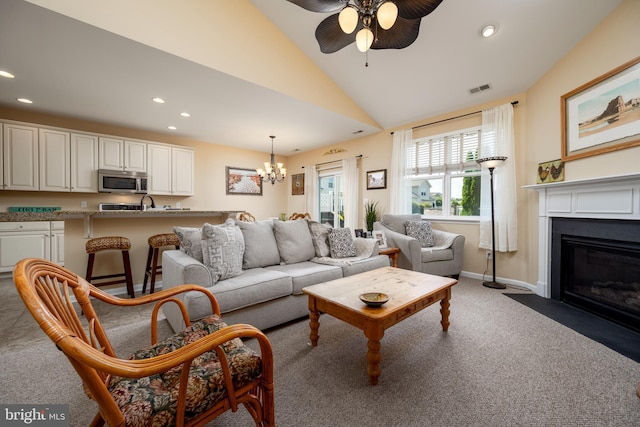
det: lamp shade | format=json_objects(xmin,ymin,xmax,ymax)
[
  {"xmin": 477, "ymin": 156, "xmax": 507, "ymax": 169},
  {"xmin": 356, "ymin": 27, "xmax": 374, "ymax": 52},
  {"xmin": 377, "ymin": 2, "xmax": 398, "ymax": 30},
  {"xmin": 338, "ymin": 6, "xmax": 358, "ymax": 34}
]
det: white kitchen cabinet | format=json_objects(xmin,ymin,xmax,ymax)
[
  {"xmin": 3, "ymin": 123, "xmax": 38, "ymax": 191},
  {"xmin": 39, "ymin": 128, "xmax": 71, "ymax": 191},
  {"xmin": 147, "ymin": 144, "xmax": 194, "ymax": 196},
  {"xmin": 40, "ymin": 130, "xmax": 98, "ymax": 193},
  {"xmin": 172, "ymin": 147, "xmax": 194, "ymax": 196},
  {"xmin": 71, "ymin": 133, "xmax": 99, "ymax": 192},
  {"xmin": 0, "ymin": 222, "xmax": 50, "ymax": 272},
  {"xmin": 99, "ymin": 137, "xmax": 146, "ymax": 172},
  {"xmin": 147, "ymin": 143, "xmax": 172, "ymax": 194},
  {"xmin": 0, "ymin": 221, "xmax": 64, "ymax": 272},
  {"xmin": 50, "ymin": 221, "xmax": 65, "ymax": 265}
]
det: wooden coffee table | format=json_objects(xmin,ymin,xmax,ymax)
[{"xmin": 302, "ymin": 266, "xmax": 457, "ymax": 385}]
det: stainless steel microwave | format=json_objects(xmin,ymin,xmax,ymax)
[{"xmin": 98, "ymin": 169, "xmax": 147, "ymax": 193}]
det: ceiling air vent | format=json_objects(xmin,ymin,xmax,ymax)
[{"xmin": 469, "ymin": 83, "xmax": 491, "ymax": 94}]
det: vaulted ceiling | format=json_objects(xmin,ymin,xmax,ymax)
[{"xmin": 0, "ymin": 0, "xmax": 622, "ymax": 155}]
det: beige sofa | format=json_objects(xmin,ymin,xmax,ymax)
[
  {"xmin": 374, "ymin": 214, "xmax": 465, "ymax": 278},
  {"xmin": 162, "ymin": 218, "xmax": 390, "ymax": 332}
]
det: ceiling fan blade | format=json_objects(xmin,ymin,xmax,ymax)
[
  {"xmin": 315, "ymin": 13, "xmax": 357, "ymax": 53},
  {"xmin": 370, "ymin": 16, "xmax": 421, "ymax": 50},
  {"xmin": 285, "ymin": 0, "xmax": 347, "ymax": 13},
  {"xmin": 395, "ymin": 0, "xmax": 444, "ymax": 20}
]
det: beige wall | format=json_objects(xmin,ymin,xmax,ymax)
[{"xmin": 3, "ymin": 0, "xmax": 638, "ymax": 288}]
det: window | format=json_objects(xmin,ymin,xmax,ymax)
[
  {"xmin": 318, "ymin": 172, "xmax": 344, "ymax": 228},
  {"xmin": 406, "ymin": 127, "xmax": 482, "ymax": 218}
]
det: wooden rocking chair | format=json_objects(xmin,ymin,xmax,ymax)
[{"xmin": 13, "ymin": 258, "xmax": 275, "ymax": 427}]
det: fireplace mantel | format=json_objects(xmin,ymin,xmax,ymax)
[{"xmin": 524, "ymin": 173, "xmax": 640, "ymax": 297}]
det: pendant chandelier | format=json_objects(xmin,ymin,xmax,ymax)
[
  {"xmin": 256, "ymin": 136, "xmax": 287, "ymax": 185},
  {"xmin": 286, "ymin": 0, "xmax": 444, "ymax": 54}
]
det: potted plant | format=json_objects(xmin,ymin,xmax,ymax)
[{"xmin": 364, "ymin": 200, "xmax": 380, "ymax": 232}]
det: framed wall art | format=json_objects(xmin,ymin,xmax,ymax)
[
  {"xmin": 291, "ymin": 173, "xmax": 304, "ymax": 195},
  {"xmin": 225, "ymin": 166, "xmax": 263, "ymax": 195},
  {"xmin": 366, "ymin": 169, "xmax": 387, "ymax": 190},
  {"xmin": 561, "ymin": 56, "xmax": 640, "ymax": 161},
  {"xmin": 537, "ymin": 159, "xmax": 565, "ymax": 184}
]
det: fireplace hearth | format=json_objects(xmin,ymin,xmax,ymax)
[{"xmin": 551, "ymin": 218, "xmax": 640, "ymax": 332}]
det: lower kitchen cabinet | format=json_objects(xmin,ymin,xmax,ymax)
[{"xmin": 0, "ymin": 221, "xmax": 64, "ymax": 273}]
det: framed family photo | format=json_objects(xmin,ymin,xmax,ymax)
[
  {"xmin": 366, "ymin": 169, "xmax": 387, "ymax": 190},
  {"xmin": 372, "ymin": 230, "xmax": 387, "ymax": 249},
  {"xmin": 226, "ymin": 166, "xmax": 263, "ymax": 195},
  {"xmin": 561, "ymin": 56, "xmax": 640, "ymax": 161}
]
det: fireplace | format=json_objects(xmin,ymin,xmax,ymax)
[{"xmin": 550, "ymin": 217, "xmax": 640, "ymax": 332}]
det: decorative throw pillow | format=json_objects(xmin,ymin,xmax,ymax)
[
  {"xmin": 308, "ymin": 221, "xmax": 333, "ymax": 257},
  {"xmin": 201, "ymin": 219, "xmax": 245, "ymax": 283},
  {"xmin": 405, "ymin": 220, "xmax": 434, "ymax": 248},
  {"xmin": 235, "ymin": 219, "xmax": 281, "ymax": 268},
  {"xmin": 273, "ymin": 219, "xmax": 316, "ymax": 264},
  {"xmin": 172, "ymin": 226, "xmax": 203, "ymax": 262},
  {"xmin": 328, "ymin": 228, "xmax": 357, "ymax": 258}
]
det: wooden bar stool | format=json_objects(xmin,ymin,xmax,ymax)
[
  {"xmin": 142, "ymin": 233, "xmax": 180, "ymax": 294},
  {"xmin": 85, "ymin": 236, "xmax": 135, "ymax": 298}
]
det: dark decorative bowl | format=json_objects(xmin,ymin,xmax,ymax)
[{"xmin": 359, "ymin": 292, "xmax": 390, "ymax": 307}]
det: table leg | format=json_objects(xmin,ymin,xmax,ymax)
[
  {"xmin": 440, "ymin": 289, "xmax": 451, "ymax": 332},
  {"xmin": 364, "ymin": 326, "xmax": 384, "ymax": 385},
  {"xmin": 308, "ymin": 300, "xmax": 320, "ymax": 347}
]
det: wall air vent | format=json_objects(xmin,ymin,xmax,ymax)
[{"xmin": 469, "ymin": 83, "xmax": 491, "ymax": 94}]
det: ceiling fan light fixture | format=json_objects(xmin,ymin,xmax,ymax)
[
  {"xmin": 356, "ymin": 27, "xmax": 374, "ymax": 52},
  {"xmin": 338, "ymin": 5, "xmax": 358, "ymax": 34},
  {"xmin": 377, "ymin": 2, "xmax": 398, "ymax": 30}
]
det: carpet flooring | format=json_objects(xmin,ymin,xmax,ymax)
[
  {"xmin": 2, "ymin": 275, "xmax": 639, "ymax": 426},
  {"xmin": 505, "ymin": 293, "xmax": 640, "ymax": 363}
]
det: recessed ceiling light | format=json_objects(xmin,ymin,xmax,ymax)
[
  {"xmin": 168, "ymin": 126, "xmax": 177, "ymax": 130},
  {"xmin": 180, "ymin": 112, "xmax": 191, "ymax": 117},
  {"xmin": 481, "ymin": 24, "xmax": 497, "ymax": 38},
  {"xmin": 152, "ymin": 97, "xmax": 165, "ymax": 104},
  {"xmin": 0, "ymin": 70, "xmax": 15, "ymax": 79},
  {"xmin": 17, "ymin": 98, "xmax": 33, "ymax": 104}
]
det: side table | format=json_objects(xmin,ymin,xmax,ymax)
[{"xmin": 378, "ymin": 247, "xmax": 400, "ymax": 267}]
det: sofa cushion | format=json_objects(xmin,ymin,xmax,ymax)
[
  {"xmin": 380, "ymin": 214, "xmax": 421, "ymax": 234},
  {"xmin": 421, "ymin": 247, "xmax": 454, "ymax": 262},
  {"xmin": 195, "ymin": 268, "xmax": 293, "ymax": 315},
  {"xmin": 235, "ymin": 219, "xmax": 281, "ymax": 269},
  {"xmin": 173, "ymin": 226, "xmax": 203, "ymax": 263},
  {"xmin": 308, "ymin": 221, "xmax": 333, "ymax": 258},
  {"xmin": 405, "ymin": 220, "xmax": 434, "ymax": 247},
  {"xmin": 266, "ymin": 261, "xmax": 343, "ymax": 295},
  {"xmin": 273, "ymin": 219, "xmax": 316, "ymax": 264},
  {"xmin": 328, "ymin": 228, "xmax": 357, "ymax": 258},
  {"xmin": 201, "ymin": 220, "xmax": 244, "ymax": 283}
]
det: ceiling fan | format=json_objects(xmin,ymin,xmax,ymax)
[{"xmin": 285, "ymin": 0, "xmax": 444, "ymax": 53}]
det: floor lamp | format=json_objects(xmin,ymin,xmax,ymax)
[{"xmin": 477, "ymin": 156, "xmax": 507, "ymax": 289}]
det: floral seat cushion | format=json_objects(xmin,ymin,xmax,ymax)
[{"xmin": 108, "ymin": 315, "xmax": 262, "ymax": 426}]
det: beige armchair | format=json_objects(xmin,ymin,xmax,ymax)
[{"xmin": 374, "ymin": 214, "xmax": 465, "ymax": 278}]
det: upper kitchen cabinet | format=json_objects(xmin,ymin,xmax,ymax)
[
  {"xmin": 39, "ymin": 130, "xmax": 98, "ymax": 193},
  {"xmin": 99, "ymin": 137, "xmax": 146, "ymax": 172},
  {"xmin": 3, "ymin": 123, "xmax": 38, "ymax": 191},
  {"xmin": 71, "ymin": 133, "xmax": 99, "ymax": 192},
  {"xmin": 147, "ymin": 143, "xmax": 194, "ymax": 196}
]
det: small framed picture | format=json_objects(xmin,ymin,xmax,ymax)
[
  {"xmin": 291, "ymin": 173, "xmax": 304, "ymax": 195},
  {"xmin": 355, "ymin": 228, "xmax": 364, "ymax": 238},
  {"xmin": 226, "ymin": 166, "xmax": 263, "ymax": 195},
  {"xmin": 367, "ymin": 169, "xmax": 387, "ymax": 190},
  {"xmin": 372, "ymin": 230, "xmax": 387, "ymax": 248},
  {"xmin": 537, "ymin": 159, "xmax": 565, "ymax": 184}
]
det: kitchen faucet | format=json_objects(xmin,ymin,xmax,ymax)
[{"xmin": 140, "ymin": 194, "xmax": 155, "ymax": 210}]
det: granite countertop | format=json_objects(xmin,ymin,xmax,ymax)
[{"xmin": 0, "ymin": 210, "xmax": 240, "ymax": 222}]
